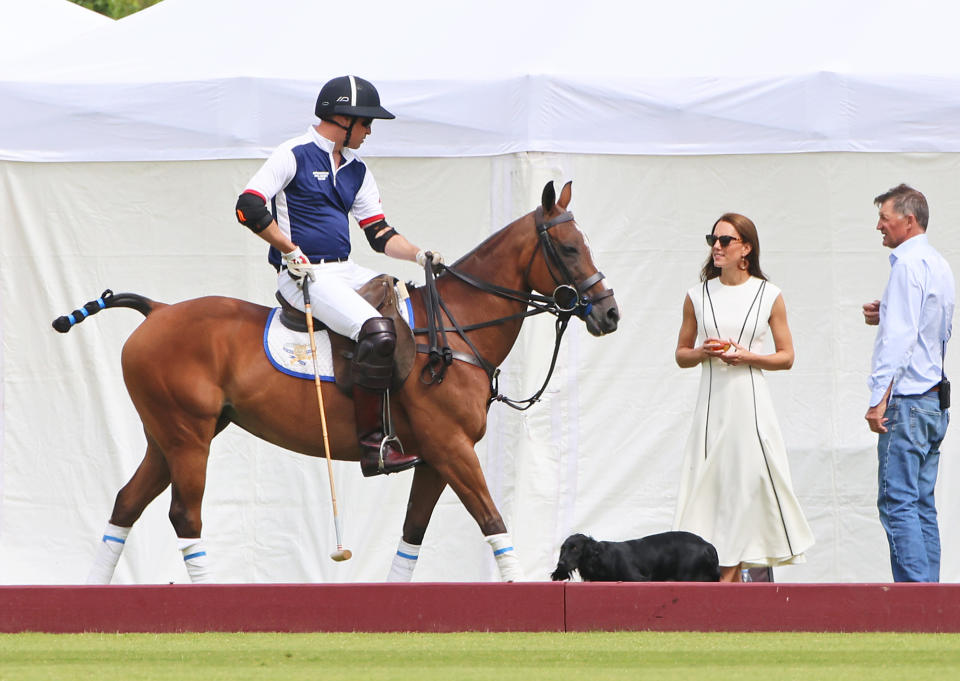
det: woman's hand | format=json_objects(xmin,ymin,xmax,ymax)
[
  {"xmin": 717, "ymin": 340, "xmax": 753, "ymax": 366},
  {"xmin": 702, "ymin": 337, "xmax": 732, "ymax": 359}
]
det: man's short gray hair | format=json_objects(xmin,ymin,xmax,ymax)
[{"xmin": 874, "ymin": 183, "xmax": 929, "ymax": 230}]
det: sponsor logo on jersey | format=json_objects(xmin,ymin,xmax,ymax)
[{"xmin": 312, "ymin": 171, "xmax": 329, "ymax": 182}]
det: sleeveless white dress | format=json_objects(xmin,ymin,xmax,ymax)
[{"xmin": 672, "ymin": 276, "xmax": 814, "ymax": 568}]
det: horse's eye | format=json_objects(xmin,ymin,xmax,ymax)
[{"xmin": 560, "ymin": 244, "xmax": 579, "ymax": 256}]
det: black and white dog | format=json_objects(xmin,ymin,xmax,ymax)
[{"xmin": 550, "ymin": 531, "xmax": 721, "ymax": 582}]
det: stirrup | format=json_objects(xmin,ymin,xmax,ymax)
[
  {"xmin": 381, "ymin": 432, "xmax": 404, "ymax": 455},
  {"xmin": 360, "ymin": 433, "xmax": 418, "ymax": 477},
  {"xmin": 373, "ymin": 433, "xmax": 404, "ymax": 473}
]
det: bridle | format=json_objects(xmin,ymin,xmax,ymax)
[
  {"xmin": 415, "ymin": 207, "xmax": 614, "ymax": 410},
  {"xmin": 528, "ymin": 206, "xmax": 614, "ymax": 316}
]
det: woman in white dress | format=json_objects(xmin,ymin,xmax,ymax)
[{"xmin": 673, "ymin": 213, "xmax": 814, "ymax": 582}]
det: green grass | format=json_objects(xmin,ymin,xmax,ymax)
[{"xmin": 1, "ymin": 632, "xmax": 958, "ymax": 681}]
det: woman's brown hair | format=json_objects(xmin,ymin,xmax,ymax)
[{"xmin": 700, "ymin": 212, "xmax": 768, "ymax": 282}]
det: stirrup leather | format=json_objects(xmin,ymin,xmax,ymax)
[{"xmin": 370, "ymin": 388, "xmax": 403, "ymax": 473}]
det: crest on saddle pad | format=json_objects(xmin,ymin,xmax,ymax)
[{"xmin": 264, "ymin": 275, "xmax": 416, "ymax": 393}]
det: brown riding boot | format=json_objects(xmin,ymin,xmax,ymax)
[
  {"xmin": 354, "ymin": 385, "xmax": 419, "ymax": 477},
  {"xmin": 352, "ymin": 317, "xmax": 420, "ymax": 477}
]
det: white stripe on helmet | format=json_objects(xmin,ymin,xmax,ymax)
[{"xmin": 348, "ymin": 75, "xmax": 357, "ymax": 106}]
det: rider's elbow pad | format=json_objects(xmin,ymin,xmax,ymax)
[
  {"xmin": 235, "ymin": 192, "xmax": 274, "ymax": 234},
  {"xmin": 362, "ymin": 219, "xmax": 398, "ymax": 253}
]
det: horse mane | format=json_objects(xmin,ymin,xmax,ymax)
[{"xmin": 449, "ymin": 211, "xmax": 532, "ymax": 270}]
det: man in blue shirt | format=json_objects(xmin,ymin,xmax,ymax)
[
  {"xmin": 235, "ymin": 75, "xmax": 442, "ymax": 477},
  {"xmin": 863, "ymin": 183, "xmax": 955, "ymax": 582}
]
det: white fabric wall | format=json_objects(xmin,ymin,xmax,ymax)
[
  {"xmin": 0, "ymin": 0, "xmax": 111, "ymax": 576},
  {"xmin": 3, "ymin": 151, "xmax": 958, "ymax": 583}
]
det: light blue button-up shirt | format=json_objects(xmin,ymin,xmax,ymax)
[{"xmin": 869, "ymin": 233, "xmax": 955, "ymax": 406}]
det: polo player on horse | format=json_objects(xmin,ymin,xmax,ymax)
[{"xmin": 234, "ymin": 75, "xmax": 443, "ymax": 477}]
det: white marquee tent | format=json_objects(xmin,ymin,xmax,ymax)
[
  {"xmin": 2, "ymin": 0, "xmax": 959, "ymax": 584},
  {"xmin": 0, "ymin": 0, "xmax": 110, "ymax": 69}
]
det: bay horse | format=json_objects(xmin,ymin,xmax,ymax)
[{"xmin": 56, "ymin": 180, "xmax": 620, "ymax": 583}]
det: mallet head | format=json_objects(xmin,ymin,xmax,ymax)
[{"xmin": 330, "ymin": 548, "xmax": 353, "ymax": 562}]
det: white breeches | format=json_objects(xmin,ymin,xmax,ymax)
[{"xmin": 277, "ymin": 260, "xmax": 381, "ymax": 340}]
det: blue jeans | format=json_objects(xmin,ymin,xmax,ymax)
[{"xmin": 877, "ymin": 393, "xmax": 948, "ymax": 582}]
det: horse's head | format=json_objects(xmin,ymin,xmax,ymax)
[{"xmin": 528, "ymin": 181, "xmax": 620, "ymax": 336}]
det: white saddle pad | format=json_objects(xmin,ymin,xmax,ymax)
[{"xmin": 263, "ymin": 287, "xmax": 415, "ymax": 381}]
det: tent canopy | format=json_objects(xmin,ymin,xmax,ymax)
[
  {"xmin": 2, "ymin": 0, "xmax": 960, "ymax": 161},
  {"xmin": 0, "ymin": 0, "xmax": 110, "ymax": 68}
]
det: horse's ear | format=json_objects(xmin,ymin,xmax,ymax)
[
  {"xmin": 541, "ymin": 181, "xmax": 556, "ymax": 214},
  {"xmin": 557, "ymin": 181, "xmax": 572, "ymax": 210}
]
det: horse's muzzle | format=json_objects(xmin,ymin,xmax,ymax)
[{"xmin": 585, "ymin": 300, "xmax": 620, "ymax": 336}]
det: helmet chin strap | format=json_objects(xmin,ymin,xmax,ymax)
[{"xmin": 328, "ymin": 116, "xmax": 358, "ymax": 149}]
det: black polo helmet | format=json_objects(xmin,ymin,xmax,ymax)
[{"xmin": 314, "ymin": 75, "xmax": 395, "ymax": 120}]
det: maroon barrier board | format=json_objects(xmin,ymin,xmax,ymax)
[
  {"xmin": 2, "ymin": 582, "xmax": 958, "ymax": 633},
  {"xmin": 563, "ymin": 582, "xmax": 960, "ymax": 632},
  {"xmin": 0, "ymin": 583, "xmax": 564, "ymax": 633}
]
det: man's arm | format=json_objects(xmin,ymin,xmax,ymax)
[
  {"xmin": 235, "ymin": 144, "xmax": 296, "ymax": 247},
  {"xmin": 382, "ymin": 231, "xmax": 420, "ymax": 262},
  {"xmin": 866, "ymin": 263, "xmax": 924, "ymax": 423},
  {"xmin": 865, "ymin": 382, "xmax": 893, "ymax": 433},
  {"xmin": 256, "ymin": 220, "xmax": 297, "ymax": 254}
]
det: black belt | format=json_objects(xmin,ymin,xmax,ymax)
[{"xmin": 279, "ymin": 257, "xmax": 348, "ymax": 271}]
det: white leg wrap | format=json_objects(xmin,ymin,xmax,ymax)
[
  {"xmin": 178, "ymin": 537, "xmax": 214, "ymax": 584},
  {"xmin": 485, "ymin": 532, "xmax": 522, "ymax": 582},
  {"xmin": 386, "ymin": 539, "xmax": 420, "ymax": 582},
  {"xmin": 86, "ymin": 522, "xmax": 130, "ymax": 585}
]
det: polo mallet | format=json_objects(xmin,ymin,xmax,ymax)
[{"xmin": 299, "ymin": 274, "xmax": 352, "ymax": 562}]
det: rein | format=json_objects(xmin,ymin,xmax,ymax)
[{"xmin": 413, "ymin": 208, "xmax": 612, "ymax": 410}]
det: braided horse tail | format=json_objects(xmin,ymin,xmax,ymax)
[{"xmin": 52, "ymin": 289, "xmax": 156, "ymax": 333}]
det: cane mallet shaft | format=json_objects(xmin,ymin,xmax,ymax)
[{"xmin": 301, "ymin": 276, "xmax": 352, "ymax": 562}]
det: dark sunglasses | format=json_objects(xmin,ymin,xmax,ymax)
[
  {"xmin": 705, "ymin": 234, "xmax": 742, "ymax": 248},
  {"xmin": 359, "ymin": 118, "xmax": 374, "ymax": 128}
]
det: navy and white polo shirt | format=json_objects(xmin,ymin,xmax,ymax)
[{"xmin": 242, "ymin": 126, "xmax": 386, "ymax": 269}]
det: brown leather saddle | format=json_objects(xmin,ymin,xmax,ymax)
[{"xmin": 274, "ymin": 274, "xmax": 415, "ymax": 393}]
